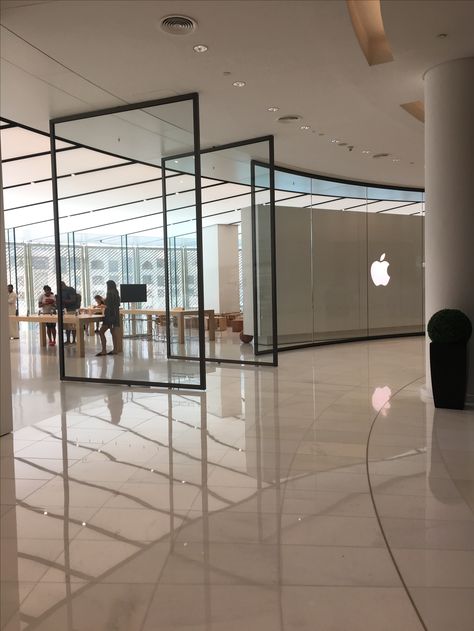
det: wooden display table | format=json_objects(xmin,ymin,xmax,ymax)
[
  {"xmin": 10, "ymin": 313, "xmax": 104, "ymax": 357},
  {"xmin": 121, "ymin": 308, "xmax": 216, "ymax": 344}
]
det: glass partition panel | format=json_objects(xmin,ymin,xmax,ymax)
[
  {"xmin": 162, "ymin": 139, "xmax": 276, "ymax": 365},
  {"xmin": 51, "ymin": 95, "xmax": 205, "ymax": 389}
]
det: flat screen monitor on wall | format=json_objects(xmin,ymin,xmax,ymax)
[{"xmin": 120, "ymin": 284, "xmax": 147, "ymax": 303}]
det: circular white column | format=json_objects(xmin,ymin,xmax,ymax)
[{"xmin": 425, "ymin": 57, "xmax": 474, "ymax": 399}]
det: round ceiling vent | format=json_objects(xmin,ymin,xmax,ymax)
[
  {"xmin": 160, "ymin": 15, "xmax": 197, "ymax": 35},
  {"xmin": 372, "ymin": 153, "xmax": 390, "ymax": 159},
  {"xmin": 277, "ymin": 115, "xmax": 302, "ymax": 124}
]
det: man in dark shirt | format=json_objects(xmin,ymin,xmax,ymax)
[{"xmin": 58, "ymin": 281, "xmax": 78, "ymax": 344}]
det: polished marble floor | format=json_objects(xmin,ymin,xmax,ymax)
[{"xmin": 1, "ymin": 335, "xmax": 473, "ymax": 630}]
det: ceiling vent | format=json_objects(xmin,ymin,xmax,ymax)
[
  {"xmin": 160, "ymin": 15, "xmax": 197, "ymax": 35},
  {"xmin": 277, "ymin": 115, "xmax": 302, "ymax": 124},
  {"xmin": 372, "ymin": 153, "xmax": 390, "ymax": 159}
]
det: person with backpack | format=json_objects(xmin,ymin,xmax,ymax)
[
  {"xmin": 58, "ymin": 281, "xmax": 79, "ymax": 344},
  {"xmin": 38, "ymin": 285, "xmax": 57, "ymax": 346}
]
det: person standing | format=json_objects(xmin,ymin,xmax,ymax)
[
  {"xmin": 58, "ymin": 280, "xmax": 78, "ymax": 344},
  {"xmin": 38, "ymin": 285, "xmax": 57, "ymax": 346},
  {"xmin": 93, "ymin": 294, "xmax": 106, "ymax": 333},
  {"xmin": 7, "ymin": 284, "xmax": 19, "ymax": 339},
  {"xmin": 96, "ymin": 280, "xmax": 121, "ymax": 356}
]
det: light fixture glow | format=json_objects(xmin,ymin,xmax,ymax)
[
  {"xmin": 193, "ymin": 44, "xmax": 208, "ymax": 53},
  {"xmin": 267, "ymin": 106, "xmax": 279, "ymax": 112},
  {"xmin": 232, "ymin": 81, "xmax": 246, "ymax": 87},
  {"xmin": 362, "ymin": 150, "xmax": 371, "ymax": 154},
  {"xmin": 300, "ymin": 125, "xmax": 311, "ymax": 130}
]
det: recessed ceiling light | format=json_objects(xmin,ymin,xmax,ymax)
[
  {"xmin": 300, "ymin": 125, "xmax": 311, "ymax": 130},
  {"xmin": 330, "ymin": 138, "xmax": 339, "ymax": 143},
  {"xmin": 392, "ymin": 158, "xmax": 400, "ymax": 162},
  {"xmin": 233, "ymin": 81, "xmax": 246, "ymax": 87},
  {"xmin": 193, "ymin": 44, "xmax": 208, "ymax": 53},
  {"xmin": 362, "ymin": 150, "xmax": 371, "ymax": 154},
  {"xmin": 267, "ymin": 106, "xmax": 279, "ymax": 112}
]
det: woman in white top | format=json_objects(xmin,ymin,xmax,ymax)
[{"xmin": 7, "ymin": 284, "xmax": 19, "ymax": 339}]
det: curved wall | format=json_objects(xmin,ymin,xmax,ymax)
[{"xmin": 270, "ymin": 166, "xmax": 425, "ymax": 349}]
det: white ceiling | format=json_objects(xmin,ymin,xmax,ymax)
[
  {"xmin": 1, "ymin": 0, "xmax": 473, "ymax": 188},
  {"xmin": 2, "ymin": 122, "xmax": 424, "ymax": 244}
]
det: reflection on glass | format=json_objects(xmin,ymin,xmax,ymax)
[
  {"xmin": 51, "ymin": 97, "xmax": 204, "ymax": 388},
  {"xmin": 163, "ymin": 140, "xmax": 277, "ymax": 366}
]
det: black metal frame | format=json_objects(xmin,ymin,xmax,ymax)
[
  {"xmin": 164, "ymin": 135, "xmax": 278, "ymax": 368},
  {"xmin": 250, "ymin": 156, "xmax": 278, "ymax": 365},
  {"xmin": 50, "ymin": 93, "xmax": 206, "ymax": 390}
]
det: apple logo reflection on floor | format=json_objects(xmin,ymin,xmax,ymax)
[{"xmin": 371, "ymin": 386, "xmax": 392, "ymax": 417}]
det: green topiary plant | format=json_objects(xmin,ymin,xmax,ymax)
[{"xmin": 427, "ymin": 309, "xmax": 472, "ymax": 344}]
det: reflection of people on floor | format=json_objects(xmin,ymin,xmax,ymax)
[
  {"xmin": 59, "ymin": 281, "xmax": 80, "ymax": 345},
  {"xmin": 7, "ymin": 284, "xmax": 19, "ymax": 339},
  {"xmin": 97, "ymin": 280, "xmax": 121, "ymax": 356},
  {"xmin": 105, "ymin": 391, "xmax": 124, "ymax": 424},
  {"xmin": 38, "ymin": 285, "xmax": 57, "ymax": 346}
]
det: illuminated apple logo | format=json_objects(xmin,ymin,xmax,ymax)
[{"xmin": 370, "ymin": 253, "xmax": 390, "ymax": 286}]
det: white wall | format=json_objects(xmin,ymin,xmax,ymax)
[
  {"xmin": 203, "ymin": 224, "xmax": 240, "ymax": 314},
  {"xmin": 272, "ymin": 206, "xmax": 424, "ymax": 345}
]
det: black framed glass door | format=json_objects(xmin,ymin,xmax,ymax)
[{"xmin": 50, "ymin": 94, "xmax": 206, "ymax": 389}]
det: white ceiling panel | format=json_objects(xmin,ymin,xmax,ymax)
[
  {"xmin": 365, "ymin": 200, "xmax": 415, "ymax": 213},
  {"xmin": 57, "ymin": 162, "xmax": 161, "ymax": 197},
  {"xmin": 3, "ymin": 180, "xmax": 53, "ymax": 208},
  {"xmin": 0, "ymin": 125, "xmax": 72, "ymax": 159},
  {"xmin": 315, "ymin": 197, "xmax": 367, "ymax": 211},
  {"xmin": 57, "ymin": 180, "xmax": 163, "ymax": 214},
  {"xmin": 2, "ymin": 147, "xmax": 128, "ymax": 186},
  {"xmin": 275, "ymin": 194, "xmax": 317, "ymax": 208},
  {"xmin": 384, "ymin": 202, "xmax": 425, "ymax": 215},
  {"xmin": 53, "ymin": 147, "xmax": 129, "ymax": 176},
  {"xmin": 4, "ymin": 201, "xmax": 53, "ymax": 228}
]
